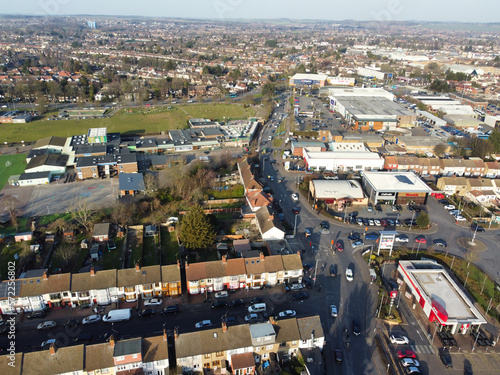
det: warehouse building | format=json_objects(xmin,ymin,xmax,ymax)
[
  {"xmin": 289, "ymin": 73, "xmax": 328, "ymax": 87},
  {"xmin": 362, "ymin": 171, "xmax": 433, "ymax": 205}
]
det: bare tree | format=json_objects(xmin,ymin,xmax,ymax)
[
  {"xmin": 433, "ymin": 143, "xmax": 448, "ymax": 157},
  {"xmin": 111, "ymin": 202, "xmax": 135, "ymax": 228},
  {"xmin": 465, "ymin": 250, "xmax": 478, "ymax": 268},
  {"xmin": 3, "ymin": 196, "xmax": 19, "ymax": 231},
  {"xmin": 70, "ymin": 199, "xmax": 96, "ymax": 233},
  {"xmin": 47, "ymin": 218, "xmax": 68, "ymax": 234},
  {"xmin": 55, "ymin": 244, "xmax": 78, "ymax": 270},
  {"xmin": 143, "ymin": 172, "xmax": 159, "ymax": 198}
]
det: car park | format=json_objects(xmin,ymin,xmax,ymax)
[
  {"xmin": 160, "ymin": 305, "xmax": 179, "ymax": 314},
  {"xmin": 401, "ymin": 358, "xmax": 420, "ymax": 367},
  {"xmin": 351, "ymin": 241, "xmax": 363, "ymax": 249},
  {"xmin": 390, "ymin": 335, "xmax": 409, "ymax": 345},
  {"xmin": 346, "ymin": 268, "xmax": 354, "ymax": 282},
  {"xmin": 433, "ymin": 239, "xmax": 447, "ymax": 247},
  {"xmin": 138, "ymin": 308, "xmax": 155, "ymax": 317},
  {"xmin": 82, "ymin": 315, "xmax": 101, "ymax": 325},
  {"xmin": 195, "ymin": 320, "xmax": 213, "ymax": 328},
  {"xmin": 37, "ymin": 321, "xmax": 56, "ymax": 330},
  {"xmin": 144, "ymin": 298, "xmax": 162, "ymax": 306},
  {"xmin": 397, "ymin": 350, "xmax": 417, "ymax": 359},
  {"xmin": 214, "ymin": 291, "xmax": 229, "ymax": 299},
  {"xmin": 330, "ymin": 305, "xmax": 338, "ymax": 317},
  {"xmin": 352, "ymin": 320, "xmax": 361, "ymax": 335},
  {"xmin": 278, "ymin": 310, "xmax": 296, "ymax": 318}
]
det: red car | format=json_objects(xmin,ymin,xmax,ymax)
[
  {"xmin": 415, "ymin": 237, "xmax": 426, "ymax": 244},
  {"xmin": 335, "ymin": 242, "xmax": 343, "ymax": 252},
  {"xmin": 397, "ymin": 350, "xmax": 417, "ymax": 359}
]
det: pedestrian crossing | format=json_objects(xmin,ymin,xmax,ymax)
[{"xmin": 410, "ymin": 344, "xmax": 436, "ymax": 354}]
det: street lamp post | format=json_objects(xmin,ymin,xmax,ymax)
[
  {"xmin": 409, "ymin": 210, "xmax": 415, "ymax": 231},
  {"xmin": 416, "ymin": 242, "xmax": 422, "ymax": 258},
  {"xmin": 294, "ymin": 214, "xmax": 298, "ymax": 236},
  {"xmin": 464, "ymin": 272, "xmax": 470, "ymax": 288},
  {"xmin": 377, "ymin": 292, "xmax": 384, "ymax": 318},
  {"xmin": 472, "ymin": 327, "xmax": 480, "ymax": 351}
]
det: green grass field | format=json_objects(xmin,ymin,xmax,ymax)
[
  {"xmin": 0, "ymin": 154, "xmax": 27, "ymax": 189},
  {"xmin": 1, "ymin": 104, "xmax": 257, "ymax": 143}
]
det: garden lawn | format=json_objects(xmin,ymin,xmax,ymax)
[
  {"xmin": 160, "ymin": 227, "xmax": 179, "ymax": 265},
  {"xmin": 181, "ymin": 103, "xmax": 255, "ymax": 121},
  {"xmin": 101, "ymin": 237, "xmax": 124, "ymax": 270},
  {"xmin": 142, "ymin": 235, "xmax": 158, "ymax": 266},
  {"xmin": 0, "ymin": 153, "xmax": 27, "ymax": 189}
]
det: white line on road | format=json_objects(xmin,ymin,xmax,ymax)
[{"xmin": 416, "ymin": 329, "xmax": 423, "ymax": 341}]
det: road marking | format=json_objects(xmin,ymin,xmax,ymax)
[
  {"xmin": 410, "ymin": 344, "xmax": 435, "ymax": 354},
  {"xmin": 416, "ymin": 330, "xmax": 423, "ymax": 340}
]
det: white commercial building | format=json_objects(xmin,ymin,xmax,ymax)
[
  {"xmin": 309, "ymin": 180, "xmax": 366, "ymax": 206},
  {"xmin": 303, "ymin": 150, "xmax": 384, "ymax": 173},
  {"xmin": 398, "ymin": 260, "xmax": 486, "ymax": 335}
]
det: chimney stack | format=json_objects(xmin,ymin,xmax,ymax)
[
  {"xmin": 222, "ymin": 321, "xmax": 227, "ymax": 333},
  {"xmin": 260, "ymin": 252, "xmax": 265, "ymax": 261},
  {"xmin": 222, "ymin": 255, "xmax": 227, "ymax": 264},
  {"xmin": 163, "ymin": 327, "xmax": 167, "ymax": 341},
  {"xmin": 90, "ymin": 267, "xmax": 95, "ymax": 276},
  {"xmin": 49, "ymin": 342, "xmax": 56, "ymax": 355},
  {"xmin": 43, "ymin": 271, "xmax": 48, "ymax": 280},
  {"xmin": 109, "ymin": 335, "xmax": 115, "ymax": 347},
  {"xmin": 135, "ymin": 262, "xmax": 140, "ymax": 272}
]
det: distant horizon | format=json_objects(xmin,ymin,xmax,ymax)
[{"xmin": 0, "ymin": 0, "xmax": 499, "ymax": 24}]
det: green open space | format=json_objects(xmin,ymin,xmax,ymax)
[
  {"xmin": 101, "ymin": 237, "xmax": 124, "ymax": 270},
  {"xmin": 0, "ymin": 153, "xmax": 27, "ymax": 189},
  {"xmin": 128, "ymin": 230, "xmax": 144, "ymax": 268},
  {"xmin": 206, "ymin": 185, "xmax": 245, "ymax": 199},
  {"xmin": 0, "ymin": 242, "xmax": 24, "ymax": 278},
  {"xmin": 0, "ymin": 217, "xmax": 30, "ymax": 237},
  {"xmin": 142, "ymin": 235, "xmax": 158, "ymax": 266},
  {"xmin": 160, "ymin": 227, "xmax": 179, "ymax": 265},
  {"xmin": 1, "ymin": 103, "xmax": 257, "ymax": 143}
]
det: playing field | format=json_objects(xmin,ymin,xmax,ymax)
[
  {"xmin": 1, "ymin": 104, "xmax": 257, "ymax": 143},
  {"xmin": 0, "ymin": 154, "xmax": 27, "ymax": 189}
]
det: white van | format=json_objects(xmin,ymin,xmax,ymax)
[
  {"xmin": 248, "ymin": 303, "xmax": 267, "ymax": 313},
  {"xmin": 102, "ymin": 308, "xmax": 131, "ymax": 323}
]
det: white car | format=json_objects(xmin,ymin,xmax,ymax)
[
  {"xmin": 82, "ymin": 314, "xmax": 101, "ymax": 325},
  {"xmin": 37, "ymin": 321, "xmax": 56, "ymax": 330},
  {"xmin": 144, "ymin": 298, "xmax": 162, "ymax": 306},
  {"xmin": 214, "ymin": 291, "xmax": 229, "ymax": 299},
  {"xmin": 346, "ymin": 268, "xmax": 354, "ymax": 282},
  {"xmin": 454, "ymin": 215, "xmax": 467, "ymax": 222},
  {"xmin": 449, "ymin": 210, "xmax": 461, "ymax": 216},
  {"xmin": 278, "ymin": 310, "xmax": 296, "ymax": 318},
  {"xmin": 390, "ymin": 335, "xmax": 409, "ymax": 345},
  {"xmin": 374, "ymin": 219, "xmax": 381, "ymax": 226},
  {"xmin": 368, "ymin": 219, "xmax": 375, "ymax": 226},
  {"xmin": 443, "ymin": 205, "xmax": 455, "ymax": 210},
  {"xmin": 356, "ymin": 218, "xmax": 363, "ymax": 226},
  {"xmin": 244, "ymin": 314, "xmax": 259, "ymax": 322},
  {"xmin": 330, "ymin": 305, "xmax": 338, "ymax": 317},
  {"xmin": 395, "ymin": 235, "xmax": 409, "ymax": 243},
  {"xmin": 401, "ymin": 358, "xmax": 420, "ymax": 367},
  {"xmin": 195, "ymin": 320, "xmax": 212, "ymax": 328},
  {"xmin": 291, "ymin": 193, "xmax": 299, "ymax": 201}
]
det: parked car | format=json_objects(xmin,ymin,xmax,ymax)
[
  {"xmin": 330, "ymin": 305, "xmax": 338, "ymax": 317},
  {"xmin": 439, "ymin": 353, "xmax": 453, "ymax": 368},
  {"xmin": 334, "ymin": 349, "xmax": 343, "ymax": 363},
  {"xmin": 144, "ymin": 298, "xmax": 162, "ymax": 306},
  {"xmin": 250, "ymin": 297, "xmax": 264, "ymax": 304},
  {"xmin": 211, "ymin": 301, "xmax": 227, "ymax": 309},
  {"xmin": 214, "ymin": 291, "xmax": 229, "ymax": 299},
  {"xmin": 367, "ymin": 204, "xmax": 373, "ymax": 212},
  {"xmin": 471, "ymin": 224, "xmax": 485, "ymax": 232},
  {"xmin": 439, "ymin": 199, "xmax": 449, "ymax": 205},
  {"xmin": 335, "ymin": 242, "xmax": 343, "ymax": 252},
  {"xmin": 329, "ymin": 264, "xmax": 337, "ymax": 277},
  {"xmin": 82, "ymin": 315, "xmax": 101, "ymax": 325},
  {"xmin": 305, "ymin": 228, "xmax": 312, "ymax": 238},
  {"xmin": 401, "ymin": 358, "xmax": 420, "ymax": 367},
  {"xmin": 374, "ymin": 219, "xmax": 381, "ymax": 226},
  {"xmin": 365, "ymin": 233, "xmax": 379, "ymax": 241},
  {"xmin": 395, "ymin": 235, "xmax": 409, "ymax": 243},
  {"xmin": 160, "ymin": 305, "xmax": 178, "ymax": 315},
  {"xmin": 63, "ymin": 319, "xmax": 79, "ymax": 328},
  {"xmin": 405, "ymin": 366, "xmax": 421, "ymax": 374},
  {"xmin": 27, "ymin": 310, "xmax": 47, "ymax": 320},
  {"xmin": 291, "ymin": 292, "xmax": 309, "ymax": 301},
  {"xmin": 195, "ymin": 320, "xmax": 212, "ymax": 328},
  {"xmin": 292, "ymin": 207, "xmax": 300, "ymax": 214},
  {"xmin": 397, "ymin": 350, "xmax": 417, "ymax": 359},
  {"xmin": 356, "ymin": 218, "xmax": 363, "ymax": 226},
  {"xmin": 320, "ymin": 221, "xmax": 330, "ymax": 230},
  {"xmin": 138, "ymin": 308, "xmax": 155, "ymax": 318},
  {"xmin": 454, "ymin": 215, "xmax": 467, "ymax": 222},
  {"xmin": 368, "ymin": 219, "xmax": 375, "ymax": 226},
  {"xmin": 444, "ymin": 205, "xmax": 456, "ymax": 210},
  {"xmin": 433, "ymin": 239, "xmax": 447, "ymax": 247},
  {"xmin": 244, "ymin": 313, "xmax": 260, "ymax": 323},
  {"xmin": 390, "ymin": 335, "xmax": 410, "ymax": 345},
  {"xmin": 291, "ymin": 193, "xmax": 299, "ymax": 201},
  {"xmin": 348, "ymin": 233, "xmax": 360, "ymax": 241},
  {"xmin": 415, "ymin": 236, "xmax": 426, "ymax": 244},
  {"xmin": 278, "ymin": 310, "xmax": 296, "ymax": 318},
  {"xmin": 346, "ymin": 268, "xmax": 353, "ymax": 282},
  {"xmin": 352, "ymin": 320, "xmax": 361, "ymax": 336},
  {"xmin": 230, "ymin": 299, "xmax": 245, "ymax": 308},
  {"xmin": 37, "ymin": 321, "xmax": 56, "ymax": 330}
]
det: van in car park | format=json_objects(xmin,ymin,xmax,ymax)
[
  {"xmin": 102, "ymin": 308, "xmax": 132, "ymax": 323},
  {"xmin": 248, "ymin": 303, "xmax": 267, "ymax": 313}
]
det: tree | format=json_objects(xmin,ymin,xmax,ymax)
[
  {"xmin": 111, "ymin": 202, "xmax": 135, "ymax": 228},
  {"xmin": 416, "ymin": 212, "xmax": 430, "ymax": 229},
  {"xmin": 70, "ymin": 200, "xmax": 96, "ymax": 233},
  {"xmin": 54, "ymin": 243, "xmax": 78, "ymax": 270},
  {"xmin": 433, "ymin": 143, "xmax": 448, "ymax": 157},
  {"xmin": 488, "ymin": 128, "xmax": 500, "ymax": 153},
  {"xmin": 4, "ymin": 196, "xmax": 19, "ymax": 230},
  {"xmin": 179, "ymin": 205, "xmax": 216, "ymax": 251},
  {"xmin": 465, "ymin": 250, "xmax": 478, "ymax": 268},
  {"xmin": 143, "ymin": 172, "xmax": 159, "ymax": 198}
]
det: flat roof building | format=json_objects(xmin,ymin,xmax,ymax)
[
  {"xmin": 398, "ymin": 260, "xmax": 486, "ymax": 335},
  {"xmin": 309, "ymin": 180, "xmax": 365, "ymax": 207}
]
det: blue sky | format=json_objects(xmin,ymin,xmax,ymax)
[{"xmin": 5, "ymin": 0, "xmax": 500, "ymax": 23}]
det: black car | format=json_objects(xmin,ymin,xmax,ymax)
[
  {"xmin": 363, "ymin": 218, "xmax": 370, "ymax": 226},
  {"xmin": 375, "ymin": 204, "xmax": 382, "ymax": 212},
  {"xmin": 224, "ymin": 317, "xmax": 236, "ymax": 325},
  {"xmin": 407, "ymin": 205, "xmax": 414, "ymax": 212},
  {"xmin": 396, "ymin": 204, "xmax": 403, "ymax": 211},
  {"xmin": 74, "ymin": 332, "xmax": 93, "ymax": 343},
  {"xmin": 329, "ymin": 264, "xmax": 338, "ymax": 277},
  {"xmin": 413, "ymin": 205, "xmax": 422, "ymax": 213},
  {"xmin": 347, "ymin": 233, "xmax": 360, "ymax": 241},
  {"xmin": 292, "ymin": 292, "xmax": 309, "ymax": 301},
  {"xmin": 63, "ymin": 319, "xmax": 79, "ymax": 328},
  {"xmin": 433, "ymin": 239, "xmax": 447, "ymax": 247},
  {"xmin": 230, "ymin": 299, "xmax": 245, "ymax": 308},
  {"xmin": 99, "ymin": 331, "xmax": 120, "ymax": 342},
  {"xmin": 352, "ymin": 320, "xmax": 361, "ymax": 336},
  {"xmin": 292, "ymin": 207, "xmax": 300, "ymax": 214},
  {"xmin": 320, "ymin": 221, "xmax": 330, "ymax": 230},
  {"xmin": 211, "ymin": 301, "xmax": 227, "ymax": 309},
  {"xmin": 250, "ymin": 297, "xmax": 264, "ymax": 305},
  {"xmin": 138, "ymin": 308, "xmax": 155, "ymax": 318},
  {"xmin": 160, "ymin": 305, "xmax": 179, "ymax": 315},
  {"xmin": 334, "ymin": 349, "xmax": 343, "ymax": 363},
  {"xmin": 471, "ymin": 224, "xmax": 485, "ymax": 232},
  {"xmin": 439, "ymin": 353, "xmax": 453, "ymax": 368},
  {"xmin": 27, "ymin": 310, "xmax": 47, "ymax": 320},
  {"xmin": 439, "ymin": 199, "xmax": 449, "ymax": 205},
  {"xmin": 302, "ymin": 278, "xmax": 313, "ymax": 289}
]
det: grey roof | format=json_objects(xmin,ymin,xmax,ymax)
[
  {"xmin": 249, "ymin": 322, "xmax": 276, "ymax": 339},
  {"xmin": 202, "ymin": 127, "xmax": 224, "ymax": 136},
  {"xmin": 255, "ymin": 206, "xmax": 285, "ymax": 235},
  {"xmin": 150, "ymin": 154, "xmax": 168, "ymax": 166},
  {"xmin": 34, "ymin": 136, "xmax": 67, "ymax": 149},
  {"xmin": 0, "ymin": 280, "xmax": 21, "ymax": 298},
  {"xmin": 336, "ymin": 96, "xmax": 415, "ymax": 120},
  {"xmin": 119, "ymin": 173, "xmax": 145, "ymax": 191},
  {"xmin": 74, "ymin": 145, "xmax": 107, "ymax": 155},
  {"xmin": 76, "ymin": 153, "xmax": 137, "ymax": 168},
  {"xmin": 19, "ymin": 171, "xmax": 51, "ymax": 181},
  {"xmin": 25, "ymin": 153, "xmax": 68, "ymax": 170},
  {"xmin": 114, "ymin": 338, "xmax": 142, "ymax": 357},
  {"xmin": 93, "ymin": 223, "xmax": 110, "ymax": 237},
  {"xmin": 27, "ymin": 149, "xmax": 48, "ymax": 159}
]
